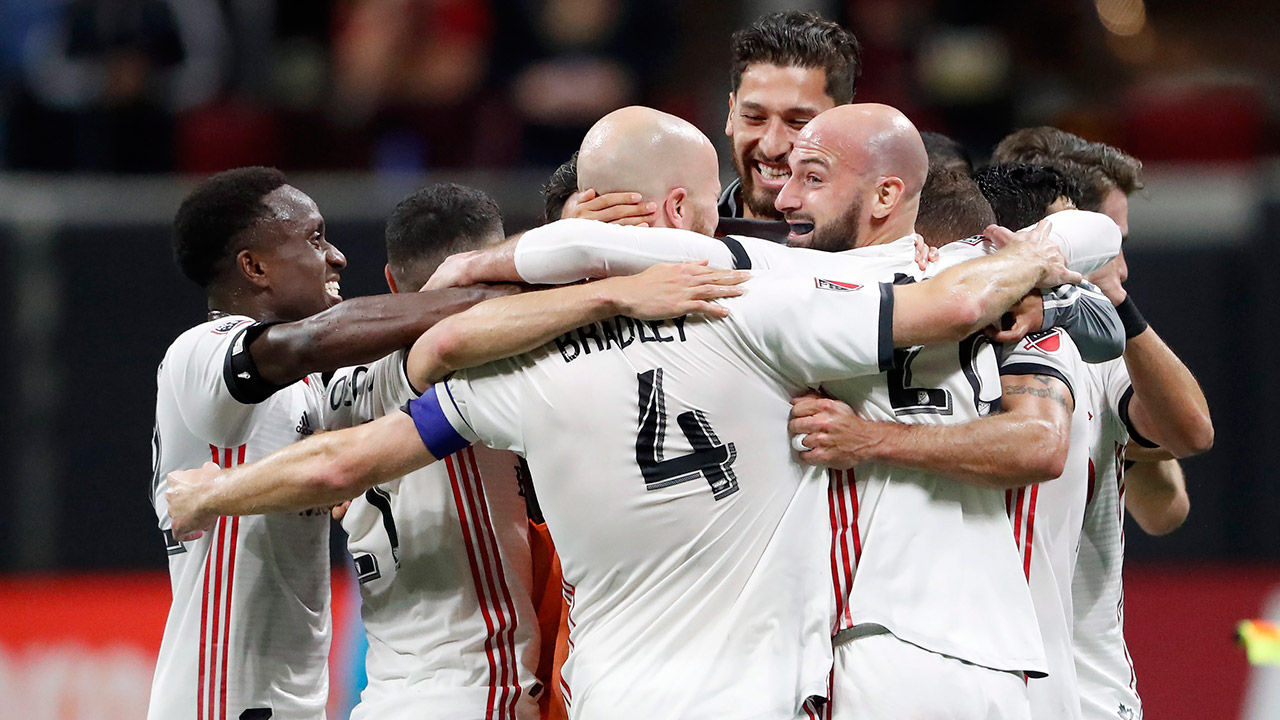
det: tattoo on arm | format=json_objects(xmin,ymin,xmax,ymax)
[{"xmin": 1004, "ymin": 382, "xmax": 1069, "ymax": 409}]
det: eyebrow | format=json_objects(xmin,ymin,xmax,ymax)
[
  {"xmin": 740, "ymin": 100, "xmax": 822, "ymax": 116},
  {"xmin": 795, "ymin": 156, "xmax": 830, "ymax": 170}
]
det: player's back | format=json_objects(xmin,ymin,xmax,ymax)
[
  {"xmin": 149, "ymin": 317, "xmax": 331, "ymax": 720},
  {"xmin": 432, "ymin": 272, "xmax": 892, "ymax": 719},
  {"xmin": 324, "ymin": 351, "xmax": 540, "ymax": 720},
  {"xmin": 1074, "ymin": 358, "xmax": 1142, "ymax": 719}
]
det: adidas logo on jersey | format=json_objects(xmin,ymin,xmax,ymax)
[
  {"xmin": 296, "ymin": 411, "xmax": 314, "ymax": 436},
  {"xmin": 1022, "ymin": 328, "xmax": 1061, "ymax": 354},
  {"xmin": 814, "ymin": 278, "xmax": 863, "ymax": 292}
]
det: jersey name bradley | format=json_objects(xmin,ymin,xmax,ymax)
[{"xmin": 555, "ymin": 316, "xmax": 690, "ymax": 364}]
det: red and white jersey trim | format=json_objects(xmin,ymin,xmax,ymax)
[
  {"xmin": 199, "ymin": 445, "xmax": 245, "ymax": 720},
  {"xmin": 445, "ymin": 448, "xmax": 522, "ymax": 720},
  {"xmin": 828, "ymin": 469, "xmax": 861, "ymax": 634}
]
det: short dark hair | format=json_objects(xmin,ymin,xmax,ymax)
[
  {"xmin": 172, "ymin": 166, "xmax": 288, "ymax": 288},
  {"xmin": 916, "ymin": 168, "xmax": 996, "ymax": 248},
  {"xmin": 921, "ymin": 131, "xmax": 974, "ymax": 176},
  {"xmin": 974, "ymin": 163, "xmax": 1083, "ymax": 231},
  {"xmin": 543, "ymin": 151, "xmax": 579, "ymax": 223},
  {"xmin": 992, "ymin": 127, "xmax": 1143, "ymax": 211},
  {"xmin": 730, "ymin": 11, "xmax": 862, "ymax": 104},
  {"xmin": 385, "ymin": 183, "xmax": 504, "ymax": 290}
]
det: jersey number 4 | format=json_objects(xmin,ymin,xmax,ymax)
[{"xmin": 635, "ymin": 368, "xmax": 739, "ymax": 500}]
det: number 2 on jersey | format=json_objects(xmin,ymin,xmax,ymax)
[{"xmin": 635, "ymin": 368, "xmax": 739, "ymax": 500}]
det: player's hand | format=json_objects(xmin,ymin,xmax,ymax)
[
  {"xmin": 166, "ymin": 462, "xmax": 223, "ymax": 542},
  {"xmin": 424, "ymin": 250, "xmax": 481, "ymax": 290},
  {"xmin": 913, "ymin": 234, "xmax": 939, "ymax": 271},
  {"xmin": 331, "ymin": 501, "xmax": 351, "ymax": 521},
  {"xmin": 606, "ymin": 261, "xmax": 749, "ymax": 320},
  {"xmin": 566, "ymin": 189, "xmax": 658, "ymax": 226},
  {"xmin": 984, "ymin": 219, "xmax": 1083, "ymax": 289},
  {"xmin": 985, "ymin": 291, "xmax": 1044, "ymax": 343},
  {"xmin": 1085, "ymin": 252, "xmax": 1129, "ymax": 305},
  {"xmin": 788, "ymin": 392, "xmax": 882, "ymax": 469}
]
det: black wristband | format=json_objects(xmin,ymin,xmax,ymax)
[{"xmin": 1116, "ymin": 295, "xmax": 1149, "ymax": 339}]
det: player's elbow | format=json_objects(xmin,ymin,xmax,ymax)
[
  {"xmin": 1182, "ymin": 414, "xmax": 1215, "ymax": 456},
  {"xmin": 1013, "ymin": 419, "xmax": 1070, "ymax": 484},
  {"xmin": 1136, "ymin": 494, "xmax": 1190, "ymax": 536}
]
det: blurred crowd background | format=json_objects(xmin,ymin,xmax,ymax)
[
  {"xmin": 1, "ymin": 0, "xmax": 1279, "ymax": 718},
  {"xmin": 0, "ymin": 0, "xmax": 1275, "ymax": 174}
]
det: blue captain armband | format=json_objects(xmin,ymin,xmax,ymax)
[{"xmin": 401, "ymin": 385, "xmax": 473, "ymax": 459}]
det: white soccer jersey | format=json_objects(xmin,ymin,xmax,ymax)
[
  {"xmin": 149, "ymin": 316, "xmax": 330, "ymax": 720},
  {"xmin": 405, "ymin": 272, "xmax": 894, "ymax": 720},
  {"xmin": 1075, "ymin": 358, "xmax": 1143, "ymax": 720},
  {"xmin": 1001, "ymin": 328, "xmax": 1095, "ymax": 720},
  {"xmin": 322, "ymin": 350, "xmax": 540, "ymax": 720},
  {"xmin": 816, "ymin": 236, "xmax": 1046, "ymax": 677}
]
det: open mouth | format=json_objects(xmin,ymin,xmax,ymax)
[
  {"xmin": 753, "ymin": 161, "xmax": 791, "ymax": 187},
  {"xmin": 325, "ymin": 280, "xmax": 342, "ymax": 300},
  {"xmin": 787, "ymin": 222, "xmax": 815, "ymax": 239}
]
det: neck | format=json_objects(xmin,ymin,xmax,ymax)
[
  {"xmin": 858, "ymin": 212, "xmax": 918, "ymax": 248},
  {"xmin": 207, "ymin": 284, "xmax": 281, "ymax": 323}
]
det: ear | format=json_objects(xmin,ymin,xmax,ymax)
[
  {"xmin": 870, "ymin": 177, "xmax": 907, "ymax": 220},
  {"xmin": 663, "ymin": 187, "xmax": 689, "ymax": 230},
  {"xmin": 384, "ymin": 264, "xmax": 400, "ymax": 293},
  {"xmin": 725, "ymin": 93, "xmax": 736, "ymax": 137},
  {"xmin": 235, "ymin": 248, "xmax": 271, "ymax": 289}
]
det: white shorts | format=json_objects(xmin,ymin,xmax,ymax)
[{"xmin": 829, "ymin": 628, "xmax": 1031, "ymax": 720}]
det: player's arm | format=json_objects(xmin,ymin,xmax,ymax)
[
  {"xmin": 1090, "ymin": 260, "xmax": 1214, "ymax": 457},
  {"xmin": 405, "ymin": 262, "xmax": 749, "ymax": 390},
  {"xmin": 166, "ymin": 410, "xmax": 436, "ymax": 540},
  {"xmin": 1124, "ymin": 459, "xmax": 1190, "ymax": 535},
  {"xmin": 790, "ymin": 371, "xmax": 1073, "ymax": 488},
  {"xmin": 425, "ymin": 218, "xmax": 742, "ymax": 289},
  {"xmin": 892, "ymin": 220, "xmax": 1082, "ymax": 347},
  {"xmin": 248, "ymin": 285, "xmax": 520, "ymax": 387}
]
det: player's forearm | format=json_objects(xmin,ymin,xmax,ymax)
[
  {"xmin": 1124, "ymin": 327, "xmax": 1214, "ymax": 457},
  {"xmin": 408, "ymin": 283, "xmax": 622, "ymax": 388},
  {"xmin": 197, "ymin": 416, "xmax": 431, "ymax": 516},
  {"xmin": 868, "ymin": 414, "xmax": 1067, "ymax": 489},
  {"xmin": 1124, "ymin": 459, "xmax": 1190, "ymax": 536},
  {"xmin": 896, "ymin": 246, "xmax": 1046, "ymax": 346},
  {"xmin": 253, "ymin": 286, "xmax": 518, "ymax": 385}
]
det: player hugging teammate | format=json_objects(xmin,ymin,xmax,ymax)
[{"xmin": 150, "ymin": 10, "xmax": 1211, "ymax": 720}]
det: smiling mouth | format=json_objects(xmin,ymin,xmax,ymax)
[
  {"xmin": 788, "ymin": 222, "xmax": 815, "ymax": 237},
  {"xmin": 753, "ymin": 161, "xmax": 791, "ymax": 186},
  {"xmin": 325, "ymin": 280, "xmax": 342, "ymax": 299}
]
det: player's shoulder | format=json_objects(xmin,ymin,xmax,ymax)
[
  {"xmin": 1009, "ymin": 327, "xmax": 1082, "ymax": 362},
  {"xmin": 163, "ymin": 315, "xmax": 255, "ymax": 362}
]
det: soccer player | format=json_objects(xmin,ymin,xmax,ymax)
[
  {"xmin": 995, "ymin": 127, "xmax": 1214, "ymax": 719},
  {"xmin": 320, "ymin": 185, "xmax": 541, "ymax": 720},
  {"xmin": 162, "ymin": 119, "xmax": 1080, "ymax": 719},
  {"xmin": 416, "ymin": 104, "xmax": 1120, "ymax": 719},
  {"xmin": 148, "ymin": 167, "xmax": 525, "ymax": 720}
]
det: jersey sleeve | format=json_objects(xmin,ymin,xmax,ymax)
[
  {"xmin": 1095, "ymin": 358, "xmax": 1158, "ymax": 448},
  {"xmin": 1039, "ymin": 281, "xmax": 1125, "ymax": 364},
  {"xmin": 1000, "ymin": 327, "xmax": 1081, "ymax": 403},
  {"xmin": 167, "ymin": 317, "xmax": 291, "ymax": 446},
  {"xmin": 322, "ymin": 349, "xmax": 418, "ymax": 430},
  {"xmin": 402, "ymin": 358, "xmax": 528, "ymax": 459},
  {"xmin": 730, "ymin": 272, "xmax": 894, "ymax": 386},
  {"xmin": 1025, "ymin": 209, "xmax": 1121, "ymax": 275},
  {"xmin": 515, "ymin": 219, "xmax": 741, "ymax": 283}
]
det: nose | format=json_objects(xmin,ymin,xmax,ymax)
[
  {"xmin": 758, "ymin": 118, "xmax": 792, "ymax": 160},
  {"xmin": 326, "ymin": 242, "xmax": 347, "ymax": 270},
  {"xmin": 775, "ymin": 174, "xmax": 801, "ymax": 213}
]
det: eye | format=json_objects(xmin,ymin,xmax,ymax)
[
  {"xmin": 742, "ymin": 113, "xmax": 765, "ymax": 123},
  {"xmin": 805, "ymin": 174, "xmax": 822, "ymax": 185}
]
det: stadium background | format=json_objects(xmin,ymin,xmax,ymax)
[{"xmin": 0, "ymin": 0, "xmax": 1276, "ymax": 717}]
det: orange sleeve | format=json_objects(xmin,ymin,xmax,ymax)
[{"xmin": 528, "ymin": 519, "xmax": 569, "ymax": 720}]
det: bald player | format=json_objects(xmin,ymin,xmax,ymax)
[{"xmin": 429, "ymin": 105, "xmax": 1122, "ymax": 718}]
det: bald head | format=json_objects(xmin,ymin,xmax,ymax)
[
  {"xmin": 801, "ymin": 103, "xmax": 928, "ymax": 196},
  {"xmin": 578, "ymin": 106, "xmax": 721, "ymax": 235}
]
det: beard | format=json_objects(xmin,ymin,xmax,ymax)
[
  {"xmin": 805, "ymin": 196, "xmax": 864, "ymax": 253},
  {"xmin": 731, "ymin": 140, "xmax": 786, "ymax": 220}
]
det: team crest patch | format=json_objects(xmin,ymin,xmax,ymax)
[
  {"xmin": 814, "ymin": 278, "xmax": 863, "ymax": 292},
  {"xmin": 211, "ymin": 319, "xmax": 248, "ymax": 335},
  {"xmin": 1022, "ymin": 328, "xmax": 1062, "ymax": 353}
]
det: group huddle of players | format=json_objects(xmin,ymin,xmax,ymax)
[{"xmin": 148, "ymin": 10, "xmax": 1213, "ymax": 720}]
